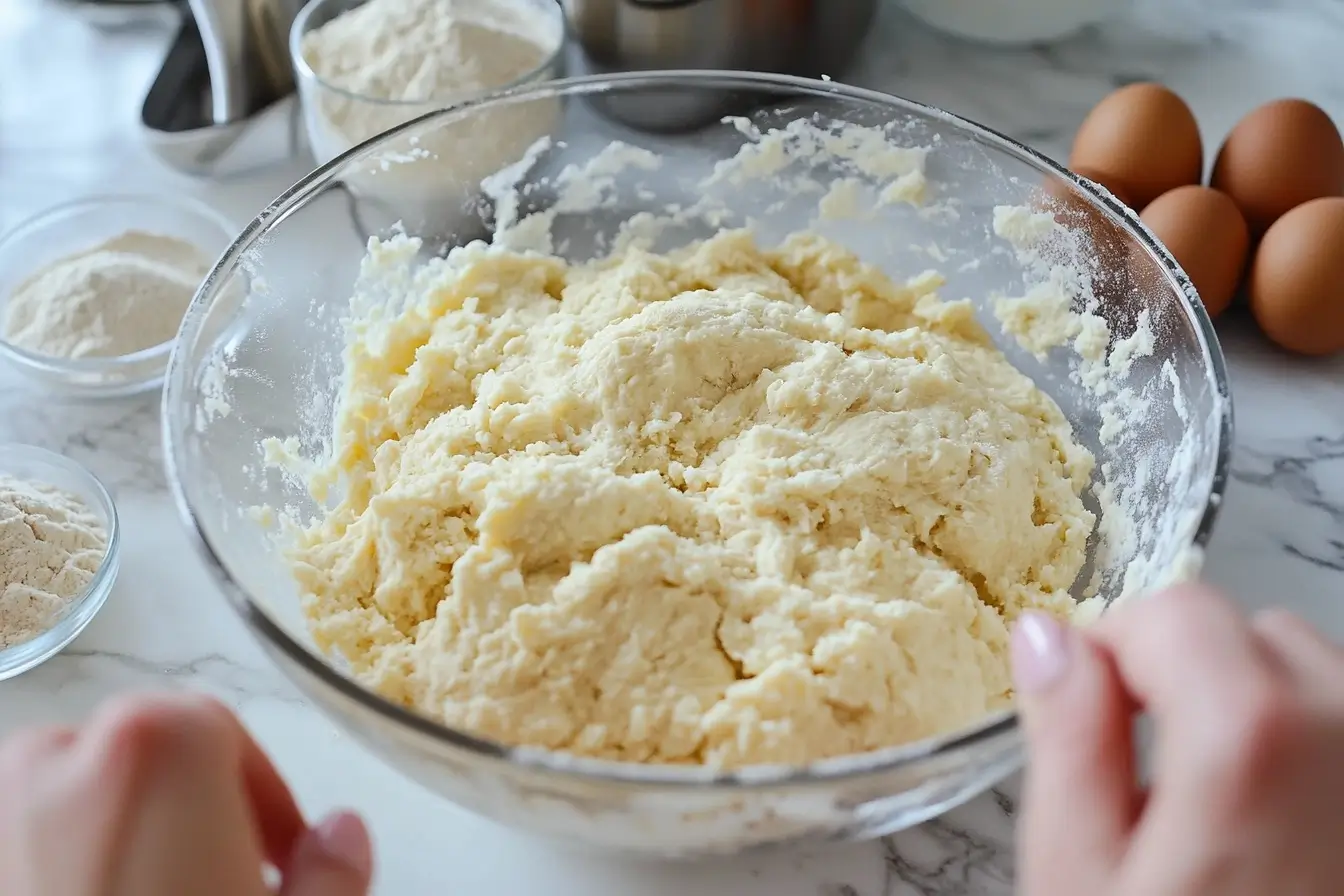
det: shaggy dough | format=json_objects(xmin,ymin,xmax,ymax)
[{"xmin": 287, "ymin": 229, "xmax": 1095, "ymax": 767}]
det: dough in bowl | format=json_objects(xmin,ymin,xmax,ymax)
[{"xmin": 281, "ymin": 228, "xmax": 1095, "ymax": 768}]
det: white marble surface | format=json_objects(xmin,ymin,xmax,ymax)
[{"xmin": 3, "ymin": 0, "xmax": 1344, "ymax": 893}]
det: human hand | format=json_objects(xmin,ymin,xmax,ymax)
[
  {"xmin": 1013, "ymin": 584, "xmax": 1344, "ymax": 896},
  {"xmin": 0, "ymin": 692, "xmax": 373, "ymax": 896}
]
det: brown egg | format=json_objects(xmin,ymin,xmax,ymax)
[
  {"xmin": 1070, "ymin": 165, "xmax": 1136, "ymax": 209},
  {"xmin": 1211, "ymin": 98, "xmax": 1344, "ymax": 236},
  {"xmin": 1248, "ymin": 196, "xmax": 1344, "ymax": 356},
  {"xmin": 1070, "ymin": 83, "xmax": 1203, "ymax": 210},
  {"xmin": 1038, "ymin": 165, "xmax": 1134, "ymax": 213},
  {"xmin": 1140, "ymin": 186, "xmax": 1249, "ymax": 318}
]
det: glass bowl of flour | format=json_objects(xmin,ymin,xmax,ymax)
[
  {"xmin": 0, "ymin": 195, "xmax": 236, "ymax": 397},
  {"xmin": 164, "ymin": 72, "xmax": 1233, "ymax": 856},
  {"xmin": 291, "ymin": 0, "xmax": 566, "ymax": 161},
  {"xmin": 290, "ymin": 0, "xmax": 566, "ymax": 244},
  {"xmin": 0, "ymin": 445, "xmax": 120, "ymax": 681}
]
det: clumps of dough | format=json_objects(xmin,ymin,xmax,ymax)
[{"xmin": 282, "ymin": 229, "xmax": 1094, "ymax": 767}]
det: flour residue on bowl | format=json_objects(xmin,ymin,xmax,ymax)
[{"xmin": 990, "ymin": 193, "xmax": 1222, "ymax": 609}]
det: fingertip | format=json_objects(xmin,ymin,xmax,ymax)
[
  {"xmin": 1252, "ymin": 606, "xmax": 1337, "ymax": 653},
  {"xmin": 1016, "ymin": 623, "xmax": 1137, "ymax": 881},
  {"xmin": 80, "ymin": 693, "xmax": 239, "ymax": 787},
  {"xmin": 314, "ymin": 811, "xmax": 373, "ymax": 878},
  {"xmin": 1012, "ymin": 611, "xmax": 1072, "ymax": 696},
  {"xmin": 1017, "ymin": 627, "xmax": 1131, "ymax": 762},
  {"xmin": 1090, "ymin": 580, "xmax": 1268, "ymax": 720},
  {"xmin": 0, "ymin": 725, "xmax": 76, "ymax": 770},
  {"xmin": 1252, "ymin": 606, "xmax": 1344, "ymax": 680},
  {"xmin": 281, "ymin": 810, "xmax": 374, "ymax": 896},
  {"xmin": 1103, "ymin": 581, "xmax": 1234, "ymax": 636},
  {"xmin": 87, "ymin": 692, "xmax": 233, "ymax": 752}
]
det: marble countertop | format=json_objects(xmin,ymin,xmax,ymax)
[{"xmin": 3, "ymin": 0, "xmax": 1344, "ymax": 893}]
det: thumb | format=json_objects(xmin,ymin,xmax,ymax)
[
  {"xmin": 280, "ymin": 811, "xmax": 373, "ymax": 896},
  {"xmin": 1012, "ymin": 612, "xmax": 1137, "ymax": 893}
]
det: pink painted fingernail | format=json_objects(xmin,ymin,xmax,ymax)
[
  {"xmin": 313, "ymin": 811, "xmax": 373, "ymax": 877},
  {"xmin": 1012, "ymin": 612, "xmax": 1072, "ymax": 693}
]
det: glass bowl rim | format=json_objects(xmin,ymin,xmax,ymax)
[
  {"xmin": 0, "ymin": 192, "xmax": 237, "ymax": 375},
  {"xmin": 163, "ymin": 69, "xmax": 1234, "ymax": 790},
  {"xmin": 289, "ymin": 0, "xmax": 568, "ymax": 109},
  {"xmin": 0, "ymin": 443, "xmax": 122, "ymax": 681}
]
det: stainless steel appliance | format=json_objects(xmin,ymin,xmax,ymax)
[
  {"xmin": 139, "ymin": 0, "xmax": 308, "ymax": 177},
  {"xmin": 563, "ymin": 0, "xmax": 879, "ymax": 131}
]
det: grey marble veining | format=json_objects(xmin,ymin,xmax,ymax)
[{"xmin": 2, "ymin": 1, "xmax": 1344, "ymax": 893}]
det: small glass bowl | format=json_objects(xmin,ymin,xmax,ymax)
[
  {"xmin": 290, "ymin": 0, "xmax": 567, "ymax": 166},
  {"xmin": 0, "ymin": 445, "xmax": 121, "ymax": 682},
  {"xmin": 0, "ymin": 194, "xmax": 237, "ymax": 398}
]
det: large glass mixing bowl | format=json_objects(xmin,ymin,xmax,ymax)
[{"xmin": 164, "ymin": 72, "xmax": 1232, "ymax": 857}]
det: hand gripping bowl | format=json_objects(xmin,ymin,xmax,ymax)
[{"xmin": 164, "ymin": 71, "xmax": 1232, "ymax": 857}]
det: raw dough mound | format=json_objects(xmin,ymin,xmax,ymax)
[{"xmin": 287, "ymin": 230, "xmax": 1095, "ymax": 767}]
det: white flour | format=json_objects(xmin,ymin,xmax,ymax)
[
  {"xmin": 0, "ymin": 475, "xmax": 107, "ymax": 651},
  {"xmin": 300, "ymin": 0, "xmax": 558, "ymax": 151},
  {"xmin": 2, "ymin": 231, "xmax": 209, "ymax": 359}
]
